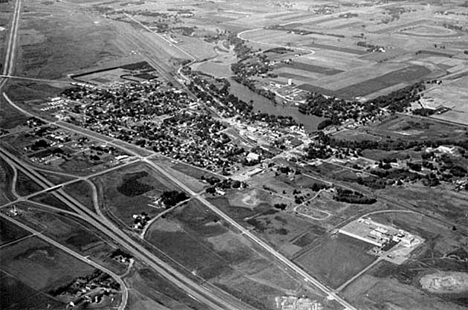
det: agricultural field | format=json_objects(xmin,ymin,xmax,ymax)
[
  {"xmin": 2, "ymin": 0, "xmax": 468, "ymax": 310},
  {"xmin": 427, "ymin": 75, "xmax": 468, "ymax": 125},
  {"xmin": 13, "ymin": 0, "xmax": 132, "ymax": 80}
]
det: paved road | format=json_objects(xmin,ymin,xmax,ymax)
[
  {"xmin": 0, "ymin": 212, "xmax": 128, "ymax": 310},
  {"xmin": 2, "ymin": 91, "xmax": 358, "ymax": 309},
  {"xmin": 0, "ymin": 147, "xmax": 254, "ymax": 310},
  {"xmin": 142, "ymin": 158, "xmax": 358, "ymax": 310},
  {"xmin": 0, "ymin": 6, "xmax": 354, "ymax": 305},
  {"xmin": 1, "ymin": 0, "xmax": 21, "ymax": 81},
  {"xmin": 0, "ymin": 74, "xmax": 72, "ymax": 84}
]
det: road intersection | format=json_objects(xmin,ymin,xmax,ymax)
[{"xmin": 0, "ymin": 2, "xmax": 357, "ymax": 308}]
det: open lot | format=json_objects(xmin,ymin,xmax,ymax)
[{"xmin": 295, "ymin": 233, "xmax": 376, "ymax": 289}]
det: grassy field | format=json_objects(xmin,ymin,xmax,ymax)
[
  {"xmin": 15, "ymin": 170, "xmax": 42, "ymax": 196},
  {"xmin": 146, "ymin": 196, "xmax": 306, "ymax": 309},
  {"xmin": 147, "ymin": 199, "xmax": 248, "ymax": 279},
  {"xmin": 155, "ymin": 164, "xmax": 207, "ymax": 193},
  {"xmin": 343, "ymin": 271, "xmax": 466, "ymax": 310},
  {"xmin": 332, "ymin": 129, "xmax": 383, "ymax": 143},
  {"xmin": 292, "ymin": 224, "xmax": 327, "ymax": 248},
  {"xmin": 29, "ymin": 193, "xmax": 74, "ymax": 212},
  {"xmin": 125, "ymin": 265, "xmax": 206, "ymax": 310},
  {"xmin": 306, "ymin": 42, "xmax": 366, "ymax": 55},
  {"xmin": 371, "ymin": 114, "xmax": 468, "ymax": 141},
  {"xmin": 171, "ymin": 161, "xmax": 221, "ymax": 181},
  {"xmin": 370, "ymin": 198, "xmax": 467, "ymax": 240},
  {"xmin": 0, "ymin": 218, "xmax": 31, "ymax": 247},
  {"xmin": 14, "ymin": 0, "xmax": 131, "ymax": 80},
  {"xmin": 15, "ymin": 206, "xmax": 128, "ymax": 274},
  {"xmin": 276, "ymin": 61, "xmax": 343, "ymax": 76},
  {"xmin": 146, "ymin": 226, "xmax": 232, "ymax": 279},
  {"xmin": 0, "ymin": 270, "xmax": 64, "ymax": 310},
  {"xmin": 357, "ymin": 212, "xmax": 468, "ymax": 308},
  {"xmin": 428, "ymin": 75, "xmax": 468, "ymax": 126},
  {"xmin": 0, "ymin": 97, "xmax": 28, "ymax": 130},
  {"xmin": 1, "ymin": 237, "xmax": 95, "ymax": 291},
  {"xmin": 207, "ymin": 194, "xmax": 271, "ymax": 220},
  {"xmin": 63, "ymin": 181, "xmax": 95, "ymax": 212},
  {"xmin": 37, "ymin": 170, "xmax": 77, "ymax": 185},
  {"xmin": 246, "ymin": 211, "xmax": 315, "ymax": 257},
  {"xmin": 169, "ymin": 199, "xmax": 226, "ymax": 237},
  {"xmin": 176, "ymin": 36, "xmax": 217, "ymax": 61},
  {"xmin": 0, "ymin": 157, "xmax": 14, "ymax": 204},
  {"xmin": 294, "ymin": 234, "xmax": 376, "ymax": 289},
  {"xmin": 94, "ymin": 163, "xmax": 182, "ymax": 226},
  {"xmin": 216, "ymin": 272, "xmax": 285, "ymax": 310}
]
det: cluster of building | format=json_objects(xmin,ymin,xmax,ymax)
[
  {"xmin": 132, "ymin": 212, "xmax": 151, "ymax": 230},
  {"xmin": 17, "ymin": 121, "xmax": 127, "ymax": 169},
  {"xmin": 58, "ymin": 81, "xmax": 259, "ymax": 172},
  {"xmin": 38, "ymin": 97, "xmax": 71, "ymax": 112},
  {"xmin": 275, "ymin": 296, "xmax": 323, "ymax": 310},
  {"xmin": 51, "ymin": 270, "xmax": 120, "ymax": 309},
  {"xmin": 339, "ymin": 217, "xmax": 423, "ymax": 264}
]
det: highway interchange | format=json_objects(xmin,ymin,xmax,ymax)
[{"xmin": 0, "ymin": 1, "xmax": 358, "ymax": 309}]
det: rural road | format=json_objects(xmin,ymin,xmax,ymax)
[
  {"xmin": 0, "ymin": 212, "xmax": 129, "ymax": 310},
  {"xmin": 1, "ymin": 4, "xmax": 353, "ymax": 307},
  {"xmin": 237, "ymin": 27, "xmax": 316, "ymax": 58},
  {"xmin": 0, "ymin": 146, "xmax": 254, "ymax": 310},
  {"xmin": 2, "ymin": 92, "xmax": 358, "ymax": 309},
  {"xmin": 0, "ymin": 0, "xmax": 21, "ymax": 88}
]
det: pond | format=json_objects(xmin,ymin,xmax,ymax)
[
  {"xmin": 228, "ymin": 79, "xmax": 324, "ymax": 133},
  {"xmin": 194, "ymin": 59, "xmax": 324, "ymax": 133}
]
